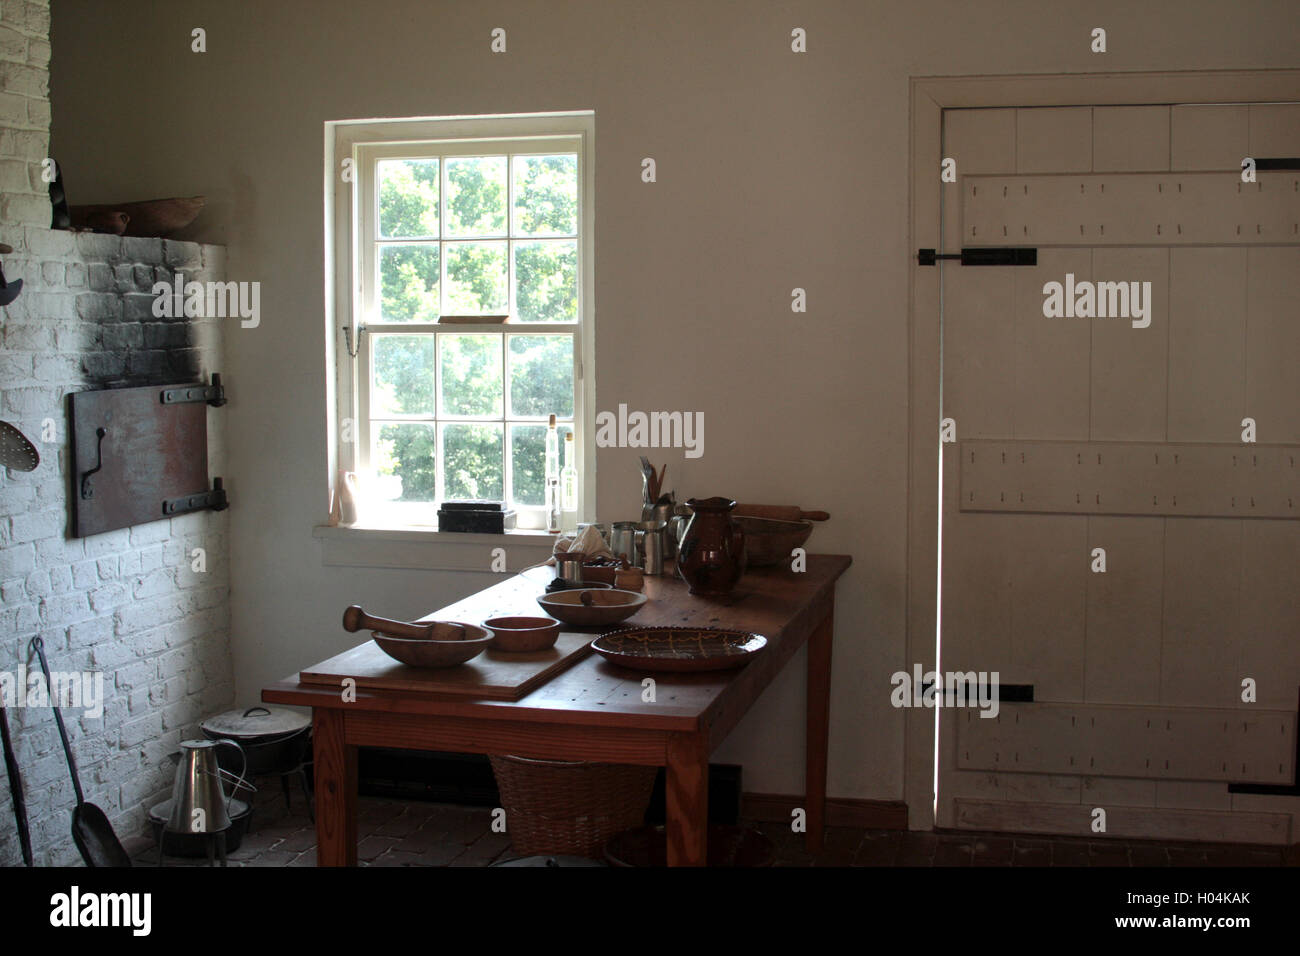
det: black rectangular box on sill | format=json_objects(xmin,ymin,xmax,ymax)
[{"xmin": 437, "ymin": 500, "xmax": 516, "ymax": 533}]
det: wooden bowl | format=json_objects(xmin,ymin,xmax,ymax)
[
  {"xmin": 536, "ymin": 588, "xmax": 647, "ymax": 627},
  {"xmin": 483, "ymin": 615, "xmax": 562, "ymax": 653},
  {"xmin": 371, "ymin": 622, "xmax": 492, "ymax": 668},
  {"xmin": 579, "ymin": 565, "xmax": 618, "ymax": 585},
  {"xmin": 69, "ymin": 196, "xmax": 205, "ymax": 238},
  {"xmin": 731, "ymin": 516, "xmax": 814, "ymax": 567},
  {"xmin": 614, "ymin": 568, "xmax": 644, "ymax": 592}
]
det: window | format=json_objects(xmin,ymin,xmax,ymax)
[{"xmin": 331, "ymin": 114, "xmax": 594, "ymax": 530}]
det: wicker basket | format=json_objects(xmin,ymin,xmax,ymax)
[{"xmin": 489, "ymin": 754, "xmax": 657, "ymax": 859}]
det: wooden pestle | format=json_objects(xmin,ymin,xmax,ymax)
[{"xmin": 342, "ymin": 605, "xmax": 436, "ymax": 640}]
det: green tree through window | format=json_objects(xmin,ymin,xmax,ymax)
[{"xmin": 368, "ymin": 149, "xmax": 580, "ymax": 516}]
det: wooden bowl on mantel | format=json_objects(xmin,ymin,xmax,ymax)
[{"xmin": 69, "ymin": 196, "xmax": 205, "ymax": 238}]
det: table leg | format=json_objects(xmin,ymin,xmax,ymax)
[
  {"xmin": 805, "ymin": 601, "xmax": 834, "ymax": 852},
  {"xmin": 665, "ymin": 733, "xmax": 708, "ymax": 866},
  {"xmin": 313, "ymin": 708, "xmax": 357, "ymax": 867}
]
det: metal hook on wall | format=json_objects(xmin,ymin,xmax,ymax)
[{"xmin": 343, "ymin": 324, "xmax": 365, "ymax": 359}]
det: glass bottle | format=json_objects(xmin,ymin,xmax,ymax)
[
  {"xmin": 545, "ymin": 414, "xmax": 559, "ymax": 482},
  {"xmin": 545, "ymin": 414, "xmax": 561, "ymax": 533},
  {"xmin": 561, "ymin": 432, "xmax": 578, "ymax": 515}
]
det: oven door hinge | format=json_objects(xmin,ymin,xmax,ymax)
[
  {"xmin": 160, "ymin": 373, "xmax": 226, "ymax": 407},
  {"xmin": 162, "ymin": 477, "xmax": 229, "ymax": 516}
]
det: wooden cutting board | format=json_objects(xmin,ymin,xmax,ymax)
[{"xmin": 299, "ymin": 631, "xmax": 594, "ymax": 701}]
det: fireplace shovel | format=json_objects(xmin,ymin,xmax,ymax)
[
  {"xmin": 0, "ymin": 702, "xmax": 32, "ymax": 865},
  {"xmin": 32, "ymin": 637, "xmax": 132, "ymax": 867},
  {"xmin": 0, "ymin": 421, "xmax": 39, "ymax": 472}
]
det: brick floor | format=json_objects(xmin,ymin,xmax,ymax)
[{"xmin": 131, "ymin": 795, "xmax": 1297, "ymax": 867}]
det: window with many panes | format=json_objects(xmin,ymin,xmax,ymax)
[{"xmin": 338, "ymin": 116, "xmax": 592, "ymax": 529}]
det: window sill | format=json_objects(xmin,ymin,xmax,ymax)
[{"xmin": 313, "ymin": 523, "xmax": 558, "ymax": 573}]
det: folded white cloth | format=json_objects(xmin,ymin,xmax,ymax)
[{"xmin": 547, "ymin": 524, "xmax": 614, "ymax": 565}]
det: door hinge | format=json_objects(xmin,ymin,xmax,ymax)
[
  {"xmin": 162, "ymin": 477, "xmax": 229, "ymax": 516},
  {"xmin": 160, "ymin": 373, "xmax": 226, "ymax": 407},
  {"xmin": 1227, "ymin": 685, "xmax": 1300, "ymax": 796},
  {"xmin": 918, "ymin": 247, "xmax": 1037, "ymax": 267},
  {"xmin": 1254, "ymin": 158, "xmax": 1300, "ymax": 171},
  {"xmin": 919, "ymin": 680, "xmax": 1034, "ymax": 703}
]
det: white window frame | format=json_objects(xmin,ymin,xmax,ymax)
[{"xmin": 326, "ymin": 112, "xmax": 595, "ymax": 532}]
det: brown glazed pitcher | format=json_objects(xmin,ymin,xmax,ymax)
[{"xmin": 676, "ymin": 497, "xmax": 746, "ymax": 596}]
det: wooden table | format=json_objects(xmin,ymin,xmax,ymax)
[{"xmin": 263, "ymin": 554, "xmax": 852, "ymax": 866}]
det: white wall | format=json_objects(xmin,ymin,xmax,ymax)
[{"xmin": 46, "ymin": 0, "xmax": 1300, "ymax": 802}]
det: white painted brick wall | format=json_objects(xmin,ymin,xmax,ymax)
[
  {"xmin": 0, "ymin": 224, "xmax": 233, "ymax": 866},
  {"xmin": 0, "ymin": 0, "xmax": 234, "ymax": 867},
  {"xmin": 0, "ymin": 0, "xmax": 50, "ymax": 230}
]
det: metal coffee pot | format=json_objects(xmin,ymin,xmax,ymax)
[{"xmin": 166, "ymin": 738, "xmax": 246, "ymax": 835}]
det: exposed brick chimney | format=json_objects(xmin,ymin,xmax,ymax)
[{"xmin": 0, "ymin": 0, "xmax": 235, "ymax": 867}]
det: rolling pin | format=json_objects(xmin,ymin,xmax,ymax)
[
  {"xmin": 734, "ymin": 504, "xmax": 830, "ymax": 522},
  {"xmin": 342, "ymin": 605, "xmax": 436, "ymax": 640}
]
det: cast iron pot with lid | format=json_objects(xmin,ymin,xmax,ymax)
[{"xmin": 201, "ymin": 706, "xmax": 311, "ymax": 776}]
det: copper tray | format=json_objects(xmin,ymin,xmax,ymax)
[{"xmin": 591, "ymin": 627, "xmax": 767, "ymax": 673}]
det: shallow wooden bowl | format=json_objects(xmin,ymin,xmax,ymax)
[
  {"xmin": 731, "ymin": 515, "xmax": 814, "ymax": 567},
  {"xmin": 483, "ymin": 615, "xmax": 562, "ymax": 653},
  {"xmin": 536, "ymin": 588, "xmax": 647, "ymax": 627},
  {"xmin": 69, "ymin": 196, "xmax": 205, "ymax": 238},
  {"xmin": 371, "ymin": 622, "xmax": 492, "ymax": 668}
]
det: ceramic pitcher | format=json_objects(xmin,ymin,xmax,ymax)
[{"xmin": 676, "ymin": 497, "xmax": 746, "ymax": 595}]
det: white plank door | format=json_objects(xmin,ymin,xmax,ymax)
[{"xmin": 936, "ymin": 104, "xmax": 1300, "ymax": 843}]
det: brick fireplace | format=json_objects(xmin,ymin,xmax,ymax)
[{"xmin": 0, "ymin": 0, "xmax": 234, "ymax": 865}]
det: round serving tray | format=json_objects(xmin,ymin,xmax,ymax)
[{"xmin": 591, "ymin": 626, "xmax": 767, "ymax": 673}]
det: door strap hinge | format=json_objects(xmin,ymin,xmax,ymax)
[
  {"xmin": 161, "ymin": 373, "xmax": 226, "ymax": 407},
  {"xmin": 918, "ymin": 247, "xmax": 1037, "ymax": 267},
  {"xmin": 162, "ymin": 478, "xmax": 229, "ymax": 516},
  {"xmin": 1254, "ymin": 158, "xmax": 1300, "ymax": 171}
]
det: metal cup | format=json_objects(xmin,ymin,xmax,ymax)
[
  {"xmin": 641, "ymin": 530, "xmax": 665, "ymax": 575},
  {"xmin": 554, "ymin": 550, "xmax": 585, "ymax": 586},
  {"xmin": 635, "ymin": 520, "xmax": 667, "ymax": 575},
  {"xmin": 643, "ymin": 502, "xmax": 676, "ymax": 557},
  {"xmin": 610, "ymin": 522, "xmax": 638, "ymax": 566}
]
